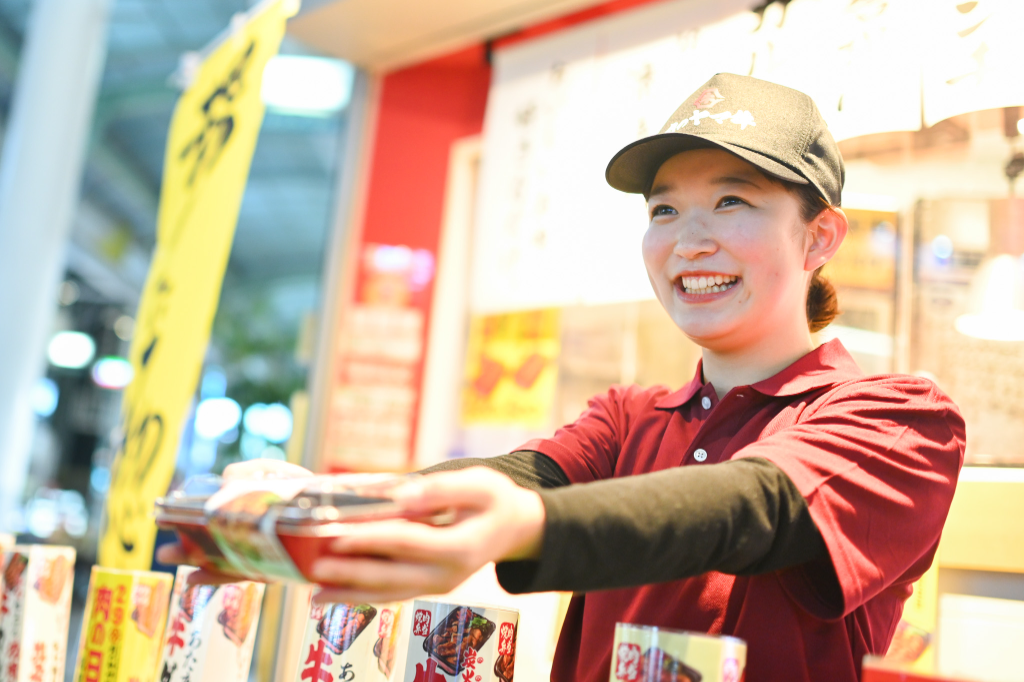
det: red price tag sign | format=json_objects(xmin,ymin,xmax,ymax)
[
  {"xmin": 413, "ymin": 609, "xmax": 431, "ymax": 637},
  {"xmin": 497, "ymin": 622, "xmax": 515, "ymax": 656},
  {"xmin": 615, "ymin": 643, "xmax": 641, "ymax": 682},
  {"xmin": 378, "ymin": 609, "xmax": 394, "ymax": 638}
]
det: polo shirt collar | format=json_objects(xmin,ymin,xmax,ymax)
[{"xmin": 654, "ymin": 339, "xmax": 862, "ymax": 409}]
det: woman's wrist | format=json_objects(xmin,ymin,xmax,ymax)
[{"xmin": 500, "ymin": 488, "xmax": 546, "ymax": 562}]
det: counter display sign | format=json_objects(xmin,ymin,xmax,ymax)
[
  {"xmin": 155, "ymin": 566, "xmax": 264, "ymax": 682},
  {"xmin": 402, "ymin": 600, "xmax": 518, "ymax": 682},
  {"xmin": 0, "ymin": 545, "xmax": 76, "ymax": 682},
  {"xmin": 73, "ymin": 567, "xmax": 172, "ymax": 682},
  {"xmin": 610, "ymin": 624, "xmax": 745, "ymax": 682},
  {"xmin": 295, "ymin": 596, "xmax": 392, "ymax": 682}
]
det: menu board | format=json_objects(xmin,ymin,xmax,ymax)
[{"xmin": 471, "ymin": 0, "xmax": 1024, "ymax": 313}]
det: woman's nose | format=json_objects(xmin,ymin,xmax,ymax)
[{"xmin": 672, "ymin": 224, "xmax": 717, "ymax": 260}]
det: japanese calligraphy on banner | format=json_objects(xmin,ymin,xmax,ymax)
[
  {"xmin": 461, "ymin": 310, "xmax": 560, "ymax": 428},
  {"xmin": 471, "ymin": 0, "xmax": 1024, "ymax": 312},
  {"xmin": 98, "ymin": 0, "xmax": 296, "ymax": 569},
  {"xmin": 73, "ymin": 568, "xmax": 172, "ymax": 682},
  {"xmin": 324, "ymin": 244, "xmax": 436, "ymax": 471}
]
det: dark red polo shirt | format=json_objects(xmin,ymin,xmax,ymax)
[{"xmin": 518, "ymin": 339, "xmax": 965, "ymax": 682}]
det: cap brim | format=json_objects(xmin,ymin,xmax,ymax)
[{"xmin": 605, "ymin": 133, "xmax": 808, "ymax": 195}]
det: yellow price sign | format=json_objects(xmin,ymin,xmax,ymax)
[{"xmin": 98, "ymin": 0, "xmax": 296, "ymax": 569}]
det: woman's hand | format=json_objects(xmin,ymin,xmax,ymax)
[
  {"xmin": 154, "ymin": 459, "xmax": 313, "ymax": 568},
  {"xmin": 310, "ymin": 466, "xmax": 546, "ymax": 604}
]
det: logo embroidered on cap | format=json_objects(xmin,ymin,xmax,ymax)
[
  {"xmin": 666, "ymin": 109, "xmax": 756, "ymax": 133},
  {"xmin": 693, "ymin": 87, "xmax": 725, "ymax": 109}
]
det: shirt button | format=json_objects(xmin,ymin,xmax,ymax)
[
  {"xmin": 701, "ymin": 396, "xmax": 712, "ymax": 409},
  {"xmin": 694, "ymin": 449, "xmax": 708, "ymax": 462}
]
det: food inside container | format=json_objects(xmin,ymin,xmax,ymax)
[
  {"xmin": 154, "ymin": 474, "xmax": 416, "ymax": 582},
  {"xmin": 316, "ymin": 603, "xmax": 378, "ymax": 655}
]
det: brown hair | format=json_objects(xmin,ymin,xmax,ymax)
[{"xmin": 780, "ymin": 179, "xmax": 841, "ymax": 333}]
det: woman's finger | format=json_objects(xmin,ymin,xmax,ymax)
[
  {"xmin": 309, "ymin": 555, "xmax": 444, "ymax": 594},
  {"xmin": 327, "ymin": 518, "xmax": 479, "ymax": 565},
  {"xmin": 155, "ymin": 542, "xmax": 188, "ymax": 565},
  {"xmin": 222, "ymin": 459, "xmax": 313, "ymax": 481},
  {"xmin": 390, "ymin": 467, "xmax": 508, "ymax": 514}
]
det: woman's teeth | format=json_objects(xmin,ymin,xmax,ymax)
[{"xmin": 680, "ymin": 275, "xmax": 738, "ymax": 295}]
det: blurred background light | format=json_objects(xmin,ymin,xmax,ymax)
[
  {"xmin": 243, "ymin": 402, "xmax": 293, "ymax": 443},
  {"xmin": 955, "ymin": 254, "xmax": 1024, "ymax": 341},
  {"xmin": 47, "ymin": 331, "xmax": 96, "ymax": 369},
  {"xmin": 261, "ymin": 55, "xmax": 354, "ymax": 116},
  {"xmin": 113, "ymin": 315, "xmax": 134, "ymax": 341},
  {"xmin": 91, "ymin": 356, "xmax": 134, "ymax": 389},
  {"xmin": 193, "ymin": 397, "xmax": 242, "ymax": 440},
  {"xmin": 29, "ymin": 377, "xmax": 59, "ymax": 417},
  {"xmin": 931, "ymin": 234, "xmax": 955, "ymax": 261}
]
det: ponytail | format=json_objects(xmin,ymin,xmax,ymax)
[{"xmin": 806, "ymin": 266, "xmax": 839, "ymax": 333}]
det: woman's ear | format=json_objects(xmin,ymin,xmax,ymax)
[{"xmin": 805, "ymin": 207, "xmax": 848, "ymax": 272}]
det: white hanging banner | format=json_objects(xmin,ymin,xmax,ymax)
[
  {"xmin": 470, "ymin": 0, "xmax": 1023, "ymax": 314},
  {"xmin": 921, "ymin": 0, "xmax": 1024, "ymax": 127}
]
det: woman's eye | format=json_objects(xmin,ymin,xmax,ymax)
[
  {"xmin": 650, "ymin": 204, "xmax": 676, "ymax": 217},
  {"xmin": 716, "ymin": 196, "xmax": 748, "ymax": 209}
]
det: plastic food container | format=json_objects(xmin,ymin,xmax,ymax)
[{"xmin": 155, "ymin": 474, "xmax": 415, "ymax": 582}]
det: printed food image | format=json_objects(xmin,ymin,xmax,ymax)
[
  {"xmin": 373, "ymin": 606, "xmax": 402, "ymax": 677},
  {"xmin": 886, "ymin": 621, "xmax": 931, "ymax": 662},
  {"xmin": 179, "ymin": 583, "xmax": 218, "ymax": 622},
  {"xmin": 640, "ymin": 648, "xmax": 702, "ymax": 682},
  {"xmin": 218, "ymin": 583, "xmax": 260, "ymax": 646},
  {"xmin": 132, "ymin": 579, "xmax": 170, "ymax": 638},
  {"xmin": 423, "ymin": 607, "xmax": 496, "ymax": 676},
  {"xmin": 34, "ymin": 554, "xmax": 70, "ymax": 604},
  {"xmin": 494, "ymin": 623, "xmax": 516, "ymax": 682},
  {"xmin": 316, "ymin": 603, "xmax": 377, "ymax": 656},
  {"xmin": 3, "ymin": 553, "xmax": 27, "ymax": 591}
]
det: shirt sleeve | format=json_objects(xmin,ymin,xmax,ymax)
[
  {"xmin": 417, "ymin": 450, "xmax": 570, "ymax": 490},
  {"xmin": 733, "ymin": 376, "xmax": 965, "ymax": 619},
  {"xmin": 495, "ymin": 457, "xmax": 828, "ymax": 594},
  {"xmin": 517, "ymin": 384, "xmax": 670, "ymax": 483}
]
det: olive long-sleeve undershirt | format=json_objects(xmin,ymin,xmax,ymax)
[{"xmin": 421, "ymin": 451, "xmax": 832, "ymax": 596}]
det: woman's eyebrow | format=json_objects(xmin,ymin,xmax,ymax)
[{"xmin": 710, "ymin": 174, "xmax": 763, "ymax": 189}]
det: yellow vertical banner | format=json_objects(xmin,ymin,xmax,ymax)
[
  {"xmin": 99, "ymin": 0, "xmax": 298, "ymax": 569},
  {"xmin": 460, "ymin": 310, "xmax": 560, "ymax": 428}
]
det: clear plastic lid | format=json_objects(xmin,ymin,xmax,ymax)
[{"xmin": 154, "ymin": 472, "xmax": 411, "ymax": 527}]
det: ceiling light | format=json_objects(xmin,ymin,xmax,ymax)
[
  {"xmin": 91, "ymin": 357, "xmax": 134, "ymax": 390},
  {"xmin": 47, "ymin": 331, "xmax": 96, "ymax": 369},
  {"xmin": 1018, "ymin": 118, "xmax": 1024, "ymax": 136},
  {"xmin": 261, "ymin": 55, "xmax": 354, "ymax": 116},
  {"xmin": 194, "ymin": 397, "xmax": 242, "ymax": 440}
]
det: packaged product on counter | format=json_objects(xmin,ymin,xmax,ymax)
[
  {"xmin": 610, "ymin": 623, "xmax": 745, "ymax": 682},
  {"xmin": 72, "ymin": 567, "xmax": 173, "ymax": 682},
  {"xmin": 155, "ymin": 474, "xmax": 435, "ymax": 582},
  {"xmin": 861, "ymin": 657, "xmax": 971, "ymax": 682},
  {"xmin": 294, "ymin": 594, "xmax": 400, "ymax": 682},
  {"xmin": 0, "ymin": 545, "xmax": 77, "ymax": 682},
  {"xmin": 401, "ymin": 600, "xmax": 519, "ymax": 682},
  {"xmin": 155, "ymin": 566, "xmax": 265, "ymax": 682}
]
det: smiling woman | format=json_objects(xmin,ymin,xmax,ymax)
[{"xmin": 161, "ymin": 73, "xmax": 966, "ymax": 682}]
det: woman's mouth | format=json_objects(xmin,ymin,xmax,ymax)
[{"xmin": 676, "ymin": 274, "xmax": 739, "ymax": 296}]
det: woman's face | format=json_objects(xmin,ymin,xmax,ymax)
[{"xmin": 642, "ymin": 148, "xmax": 815, "ymax": 352}]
